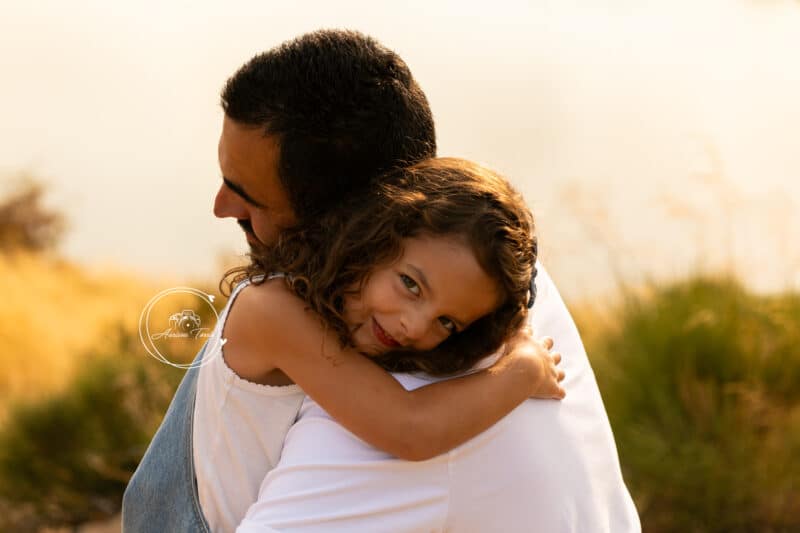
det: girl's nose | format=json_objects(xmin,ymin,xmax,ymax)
[{"xmin": 400, "ymin": 311, "xmax": 429, "ymax": 345}]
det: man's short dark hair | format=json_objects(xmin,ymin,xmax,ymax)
[{"xmin": 221, "ymin": 29, "xmax": 436, "ymax": 220}]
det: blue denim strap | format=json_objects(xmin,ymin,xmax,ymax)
[{"xmin": 122, "ymin": 342, "xmax": 211, "ymax": 533}]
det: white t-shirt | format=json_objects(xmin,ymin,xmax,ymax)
[
  {"xmin": 193, "ymin": 277, "xmax": 306, "ymax": 533},
  {"xmin": 236, "ymin": 264, "xmax": 641, "ymax": 532}
]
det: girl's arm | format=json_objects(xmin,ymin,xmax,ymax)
[{"xmin": 224, "ymin": 281, "xmax": 565, "ymax": 461}]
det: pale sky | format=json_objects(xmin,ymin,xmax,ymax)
[{"xmin": 2, "ymin": 0, "xmax": 798, "ymax": 299}]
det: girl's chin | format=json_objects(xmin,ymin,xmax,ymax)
[{"xmin": 350, "ymin": 327, "xmax": 385, "ymax": 357}]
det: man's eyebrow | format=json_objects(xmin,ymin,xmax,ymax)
[{"xmin": 222, "ymin": 176, "xmax": 266, "ymax": 208}]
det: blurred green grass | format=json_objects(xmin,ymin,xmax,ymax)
[
  {"xmin": 577, "ymin": 276, "xmax": 800, "ymax": 532},
  {"xmin": 0, "ymin": 330, "xmax": 187, "ymax": 532},
  {"xmin": 0, "ymin": 250, "xmax": 223, "ymax": 531},
  {"xmin": 0, "ymin": 271, "xmax": 797, "ymax": 531}
]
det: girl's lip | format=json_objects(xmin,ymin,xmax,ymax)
[{"xmin": 372, "ymin": 318, "xmax": 401, "ymax": 349}]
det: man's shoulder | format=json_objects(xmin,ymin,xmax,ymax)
[
  {"xmin": 256, "ymin": 262, "xmax": 640, "ymax": 531},
  {"xmin": 281, "ymin": 394, "xmax": 638, "ymax": 531}
]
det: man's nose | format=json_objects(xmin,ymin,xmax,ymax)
[{"xmin": 213, "ymin": 184, "xmax": 244, "ymax": 219}]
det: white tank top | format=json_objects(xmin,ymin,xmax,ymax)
[{"xmin": 193, "ymin": 275, "xmax": 305, "ymax": 533}]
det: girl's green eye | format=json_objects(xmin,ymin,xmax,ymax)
[
  {"xmin": 439, "ymin": 317, "xmax": 456, "ymax": 332},
  {"xmin": 400, "ymin": 274, "xmax": 420, "ymax": 295}
]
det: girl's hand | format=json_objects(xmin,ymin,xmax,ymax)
[{"xmin": 502, "ymin": 329, "xmax": 566, "ymax": 400}]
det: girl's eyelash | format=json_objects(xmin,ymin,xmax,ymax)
[
  {"xmin": 398, "ymin": 273, "xmax": 457, "ymax": 333},
  {"xmin": 439, "ymin": 317, "xmax": 456, "ymax": 332},
  {"xmin": 399, "ymin": 274, "xmax": 420, "ymax": 294}
]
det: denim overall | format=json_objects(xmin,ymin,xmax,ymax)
[{"xmin": 121, "ymin": 341, "xmax": 211, "ymax": 532}]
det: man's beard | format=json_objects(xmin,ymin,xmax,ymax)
[
  {"xmin": 238, "ymin": 219, "xmax": 259, "ymax": 245},
  {"xmin": 238, "ymin": 219, "xmax": 255, "ymax": 238},
  {"xmin": 238, "ymin": 219, "xmax": 264, "ymax": 255}
]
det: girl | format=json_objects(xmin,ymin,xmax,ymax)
[{"xmin": 194, "ymin": 158, "xmax": 564, "ymax": 532}]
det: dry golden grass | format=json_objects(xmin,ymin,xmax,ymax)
[
  {"xmin": 569, "ymin": 283, "xmax": 672, "ymax": 361},
  {"xmin": 0, "ymin": 252, "xmax": 167, "ymax": 420},
  {"xmin": 568, "ymin": 299, "xmax": 614, "ymax": 357}
]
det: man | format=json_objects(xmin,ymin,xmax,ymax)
[
  {"xmin": 212, "ymin": 30, "xmax": 436, "ymax": 249},
  {"xmin": 237, "ymin": 271, "xmax": 638, "ymax": 532},
  {"xmin": 123, "ymin": 29, "xmax": 639, "ymax": 532}
]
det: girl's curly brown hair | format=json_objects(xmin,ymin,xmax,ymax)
[{"xmin": 221, "ymin": 157, "xmax": 537, "ymax": 376}]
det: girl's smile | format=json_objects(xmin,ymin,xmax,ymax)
[
  {"xmin": 372, "ymin": 318, "xmax": 401, "ymax": 349},
  {"xmin": 345, "ymin": 234, "xmax": 501, "ymax": 356}
]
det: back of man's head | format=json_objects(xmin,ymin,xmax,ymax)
[{"xmin": 221, "ymin": 29, "xmax": 436, "ymax": 220}]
